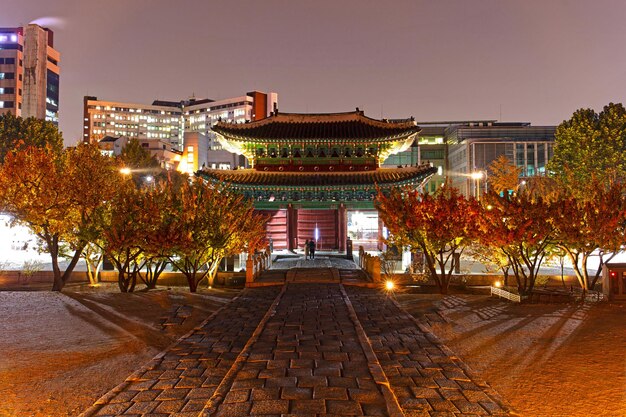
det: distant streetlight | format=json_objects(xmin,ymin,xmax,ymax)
[
  {"xmin": 144, "ymin": 175, "xmax": 154, "ymax": 183},
  {"xmin": 470, "ymin": 171, "xmax": 484, "ymax": 200},
  {"xmin": 120, "ymin": 167, "xmax": 132, "ymax": 175}
]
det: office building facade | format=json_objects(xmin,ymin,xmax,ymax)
[
  {"xmin": 0, "ymin": 24, "xmax": 60, "ymax": 124},
  {"xmin": 385, "ymin": 120, "xmax": 556, "ymax": 196},
  {"xmin": 83, "ymin": 91, "xmax": 277, "ymax": 168}
]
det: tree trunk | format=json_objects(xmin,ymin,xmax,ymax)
[
  {"xmin": 187, "ymin": 272, "xmax": 198, "ymax": 293},
  {"xmin": 207, "ymin": 259, "xmax": 221, "ymax": 288},
  {"xmin": 49, "ymin": 237, "xmax": 64, "ymax": 291}
]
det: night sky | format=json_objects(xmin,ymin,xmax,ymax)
[{"xmin": 3, "ymin": 0, "xmax": 626, "ymax": 145}]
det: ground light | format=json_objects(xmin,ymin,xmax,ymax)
[
  {"xmin": 385, "ymin": 280, "xmax": 395, "ymax": 291},
  {"xmin": 494, "ymin": 281, "xmax": 502, "ymax": 288}
]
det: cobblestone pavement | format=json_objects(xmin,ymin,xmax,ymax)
[
  {"xmin": 345, "ymin": 287, "xmax": 511, "ymax": 416},
  {"xmin": 81, "ymin": 283, "xmax": 512, "ymax": 417},
  {"xmin": 80, "ymin": 287, "xmax": 281, "ymax": 417},
  {"xmin": 208, "ymin": 283, "xmax": 393, "ymax": 417}
]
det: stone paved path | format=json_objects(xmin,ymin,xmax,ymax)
[
  {"xmin": 81, "ymin": 283, "xmax": 513, "ymax": 417},
  {"xmin": 271, "ymin": 256, "xmax": 359, "ymax": 270},
  {"xmin": 346, "ymin": 287, "xmax": 510, "ymax": 416}
]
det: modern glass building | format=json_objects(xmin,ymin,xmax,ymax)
[{"xmin": 385, "ymin": 120, "xmax": 556, "ymax": 197}]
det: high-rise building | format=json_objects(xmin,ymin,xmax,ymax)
[
  {"xmin": 83, "ymin": 91, "xmax": 277, "ymax": 155},
  {"xmin": 0, "ymin": 24, "xmax": 60, "ymax": 124}
]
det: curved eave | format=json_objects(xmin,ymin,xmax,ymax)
[
  {"xmin": 195, "ymin": 166, "xmax": 437, "ymax": 189},
  {"xmin": 211, "ymin": 129, "xmax": 420, "ymax": 144}
]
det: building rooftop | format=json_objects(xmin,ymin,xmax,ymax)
[{"xmin": 212, "ymin": 110, "xmax": 420, "ymax": 141}]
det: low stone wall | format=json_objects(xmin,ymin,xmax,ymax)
[{"xmin": 0, "ymin": 270, "xmax": 245, "ymax": 288}]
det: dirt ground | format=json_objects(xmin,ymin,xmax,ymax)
[
  {"xmin": 396, "ymin": 292, "xmax": 626, "ymax": 417},
  {"xmin": 0, "ymin": 283, "xmax": 239, "ymax": 417}
]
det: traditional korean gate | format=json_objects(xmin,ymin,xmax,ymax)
[
  {"xmin": 296, "ymin": 209, "xmax": 338, "ymax": 251},
  {"xmin": 264, "ymin": 209, "xmax": 288, "ymax": 250}
]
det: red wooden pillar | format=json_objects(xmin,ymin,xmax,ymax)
[
  {"xmin": 287, "ymin": 204, "xmax": 298, "ymax": 251},
  {"xmin": 287, "ymin": 204, "xmax": 294, "ymax": 251},
  {"xmin": 338, "ymin": 204, "xmax": 347, "ymax": 252}
]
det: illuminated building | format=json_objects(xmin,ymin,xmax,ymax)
[
  {"xmin": 98, "ymin": 136, "xmax": 182, "ymax": 170},
  {"xmin": 0, "ymin": 24, "xmax": 60, "ymax": 124},
  {"xmin": 83, "ymin": 91, "xmax": 277, "ymax": 155},
  {"xmin": 385, "ymin": 120, "xmax": 556, "ymax": 196},
  {"xmin": 198, "ymin": 109, "xmax": 437, "ymax": 251}
]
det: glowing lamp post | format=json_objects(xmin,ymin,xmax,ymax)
[{"xmin": 470, "ymin": 171, "xmax": 484, "ymax": 200}]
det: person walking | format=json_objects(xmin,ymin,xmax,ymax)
[
  {"xmin": 304, "ymin": 239, "xmax": 310, "ymax": 260},
  {"xmin": 309, "ymin": 239, "xmax": 316, "ymax": 260}
]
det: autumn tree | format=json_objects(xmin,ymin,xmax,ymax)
[
  {"xmin": 0, "ymin": 113, "xmax": 63, "ymax": 163},
  {"xmin": 552, "ymin": 180, "xmax": 626, "ymax": 298},
  {"xmin": 547, "ymin": 103, "xmax": 626, "ymax": 193},
  {"xmin": 481, "ymin": 186, "xmax": 559, "ymax": 295},
  {"xmin": 95, "ymin": 180, "xmax": 150, "ymax": 292},
  {"xmin": 376, "ymin": 185, "xmax": 483, "ymax": 294},
  {"xmin": 487, "ymin": 155, "xmax": 522, "ymax": 196},
  {"xmin": 0, "ymin": 144, "xmax": 119, "ymax": 291},
  {"xmin": 157, "ymin": 179, "xmax": 267, "ymax": 292}
]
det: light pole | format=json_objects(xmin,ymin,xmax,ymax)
[{"xmin": 470, "ymin": 171, "xmax": 484, "ymax": 200}]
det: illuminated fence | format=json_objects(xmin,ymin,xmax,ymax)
[{"xmin": 490, "ymin": 286, "xmax": 525, "ymax": 303}]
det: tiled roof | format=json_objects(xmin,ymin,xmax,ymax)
[
  {"xmin": 212, "ymin": 111, "xmax": 420, "ymax": 141},
  {"xmin": 197, "ymin": 165, "xmax": 437, "ymax": 187},
  {"xmin": 99, "ymin": 136, "xmax": 119, "ymax": 143}
]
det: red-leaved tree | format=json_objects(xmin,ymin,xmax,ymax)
[{"xmin": 376, "ymin": 185, "xmax": 483, "ymax": 294}]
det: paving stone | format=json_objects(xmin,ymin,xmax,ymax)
[
  {"xmin": 131, "ymin": 389, "xmax": 161, "ymax": 402},
  {"xmin": 153, "ymin": 399, "xmax": 186, "ymax": 413},
  {"xmin": 251, "ymin": 387, "xmax": 281, "ymax": 401},
  {"xmin": 250, "ymin": 399, "xmax": 290, "ymax": 414},
  {"xmin": 186, "ymin": 386, "xmax": 215, "ymax": 399},
  {"xmin": 296, "ymin": 375, "xmax": 328, "ymax": 387},
  {"xmin": 213, "ymin": 401, "xmax": 252, "ymax": 417},
  {"xmin": 223, "ymin": 388, "xmax": 250, "ymax": 403},
  {"xmin": 181, "ymin": 398, "xmax": 207, "ymax": 412},
  {"xmin": 281, "ymin": 386, "xmax": 313, "ymax": 400},
  {"xmin": 289, "ymin": 398, "xmax": 326, "ymax": 414},
  {"xmin": 327, "ymin": 376, "xmax": 359, "ymax": 388},
  {"xmin": 110, "ymin": 390, "xmax": 139, "ymax": 403},
  {"xmin": 326, "ymin": 399, "xmax": 363, "ymax": 415},
  {"xmin": 126, "ymin": 380, "xmax": 156, "ymax": 391},
  {"xmin": 313, "ymin": 386, "xmax": 348, "ymax": 400},
  {"xmin": 453, "ymin": 398, "xmax": 489, "ymax": 414},
  {"xmin": 94, "ymin": 402, "xmax": 131, "ymax": 415}
]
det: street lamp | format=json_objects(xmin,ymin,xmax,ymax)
[
  {"xmin": 470, "ymin": 171, "xmax": 484, "ymax": 200},
  {"xmin": 120, "ymin": 167, "xmax": 132, "ymax": 175}
]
